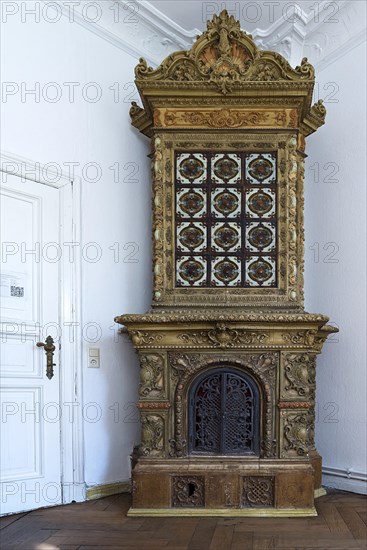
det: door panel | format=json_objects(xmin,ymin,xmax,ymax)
[
  {"xmin": 1, "ymin": 387, "xmax": 42, "ymax": 481},
  {"xmin": 1, "ymin": 334, "xmax": 41, "ymax": 378},
  {"xmin": 0, "ymin": 174, "xmax": 61, "ymax": 514},
  {"xmin": 190, "ymin": 369, "xmax": 260, "ymax": 456}
]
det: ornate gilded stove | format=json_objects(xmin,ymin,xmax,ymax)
[{"xmin": 115, "ymin": 10, "xmax": 337, "ymax": 516}]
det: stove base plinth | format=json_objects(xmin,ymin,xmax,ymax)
[{"xmin": 130, "ymin": 460, "xmax": 317, "ymax": 515}]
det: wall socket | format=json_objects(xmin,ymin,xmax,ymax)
[{"xmin": 88, "ymin": 347, "xmax": 100, "ymax": 368}]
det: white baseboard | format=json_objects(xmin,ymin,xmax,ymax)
[{"xmin": 322, "ymin": 466, "xmax": 367, "ymax": 495}]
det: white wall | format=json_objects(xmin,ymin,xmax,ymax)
[
  {"xmin": 1, "ymin": 5, "xmax": 151, "ymax": 488},
  {"xmin": 304, "ymin": 41, "xmax": 367, "ymax": 493}
]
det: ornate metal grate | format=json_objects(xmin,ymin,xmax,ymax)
[{"xmin": 189, "ymin": 368, "xmax": 260, "ymax": 455}]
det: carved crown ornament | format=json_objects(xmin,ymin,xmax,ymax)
[{"xmin": 130, "ymin": 10, "xmax": 325, "ymax": 137}]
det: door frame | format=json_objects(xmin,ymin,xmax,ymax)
[{"xmin": 0, "ymin": 150, "xmax": 85, "ymax": 504}]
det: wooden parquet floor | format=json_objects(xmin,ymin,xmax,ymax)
[{"xmin": 0, "ymin": 490, "xmax": 366, "ymax": 550}]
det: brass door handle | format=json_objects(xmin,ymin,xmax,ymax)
[{"xmin": 36, "ymin": 335, "xmax": 56, "ymax": 380}]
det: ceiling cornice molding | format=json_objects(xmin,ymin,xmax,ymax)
[
  {"xmin": 55, "ymin": 1, "xmax": 366, "ymax": 71},
  {"xmin": 53, "ymin": 0, "xmax": 196, "ymax": 66},
  {"xmin": 303, "ymin": 1, "xmax": 367, "ymax": 71},
  {"xmin": 134, "ymin": 1, "xmax": 199, "ymax": 47}
]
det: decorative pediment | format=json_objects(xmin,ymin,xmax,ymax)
[
  {"xmin": 135, "ymin": 10, "xmax": 314, "ymax": 94},
  {"xmin": 131, "ymin": 10, "xmax": 324, "ymax": 138}
]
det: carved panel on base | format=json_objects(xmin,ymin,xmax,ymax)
[
  {"xmin": 172, "ymin": 476, "xmax": 205, "ymax": 508},
  {"xmin": 242, "ymin": 476, "xmax": 275, "ymax": 508}
]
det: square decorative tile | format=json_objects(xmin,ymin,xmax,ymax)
[
  {"xmin": 245, "ymin": 222, "xmax": 276, "ymax": 253},
  {"xmin": 211, "ymin": 257, "xmax": 241, "ymax": 286},
  {"xmin": 177, "ymin": 188, "xmax": 207, "ymax": 218},
  {"xmin": 176, "ymin": 153, "xmax": 208, "ymax": 184},
  {"xmin": 245, "ymin": 188, "xmax": 276, "ymax": 219},
  {"xmin": 176, "ymin": 256, "xmax": 207, "ymax": 286},
  {"xmin": 211, "ymin": 153, "xmax": 241, "ymax": 184},
  {"xmin": 245, "ymin": 256, "xmax": 276, "ymax": 286},
  {"xmin": 177, "ymin": 222, "xmax": 207, "ymax": 253},
  {"xmin": 211, "ymin": 222, "xmax": 241, "ymax": 252},
  {"xmin": 211, "ymin": 188, "xmax": 241, "ymax": 218},
  {"xmin": 245, "ymin": 153, "xmax": 276, "ymax": 185}
]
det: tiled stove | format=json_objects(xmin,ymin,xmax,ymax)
[{"xmin": 115, "ymin": 10, "xmax": 337, "ymax": 516}]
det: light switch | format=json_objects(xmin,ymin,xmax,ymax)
[{"xmin": 88, "ymin": 347, "xmax": 100, "ymax": 368}]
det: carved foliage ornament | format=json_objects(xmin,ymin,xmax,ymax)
[
  {"xmin": 134, "ymin": 11, "xmax": 315, "ymax": 94},
  {"xmin": 139, "ymin": 353, "xmax": 165, "ymax": 398},
  {"xmin": 129, "ymin": 330, "xmax": 163, "ymax": 347},
  {"xmin": 283, "ymin": 330, "xmax": 321, "ymax": 347},
  {"xmin": 177, "ymin": 323, "xmax": 269, "ymax": 348},
  {"xmin": 154, "ymin": 108, "xmax": 298, "ymax": 130},
  {"xmin": 281, "ymin": 411, "xmax": 314, "ymax": 457},
  {"xmin": 117, "ymin": 313, "xmax": 330, "ymax": 324},
  {"xmin": 281, "ymin": 353, "xmax": 316, "ymax": 400},
  {"xmin": 140, "ymin": 414, "xmax": 164, "ymax": 457}
]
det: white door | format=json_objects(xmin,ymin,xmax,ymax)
[{"xmin": 0, "ymin": 173, "xmax": 62, "ymax": 514}]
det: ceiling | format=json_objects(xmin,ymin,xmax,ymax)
[{"xmin": 147, "ymin": 0, "xmax": 318, "ymax": 33}]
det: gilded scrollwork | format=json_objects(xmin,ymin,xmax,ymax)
[
  {"xmin": 177, "ymin": 331, "xmax": 213, "ymax": 347},
  {"xmin": 177, "ymin": 324, "xmax": 269, "ymax": 348},
  {"xmin": 281, "ymin": 411, "xmax": 313, "ymax": 457},
  {"xmin": 251, "ymin": 62, "xmax": 280, "ymax": 82},
  {"xmin": 130, "ymin": 9, "xmax": 322, "ymax": 141},
  {"xmin": 294, "ymin": 57, "xmax": 315, "ymax": 79},
  {"xmin": 310, "ymin": 99, "xmax": 326, "ymax": 120},
  {"xmin": 282, "ymin": 330, "xmax": 318, "ymax": 347},
  {"xmin": 117, "ymin": 312, "xmax": 330, "ymax": 324},
  {"xmin": 139, "ymin": 353, "xmax": 165, "ymax": 398},
  {"xmin": 286, "ymin": 136, "xmax": 301, "ymax": 304},
  {"xmin": 140, "ymin": 414, "xmax": 165, "ymax": 457},
  {"xmin": 169, "ymin": 437, "xmax": 187, "ymax": 458},
  {"xmin": 130, "ymin": 101, "xmax": 144, "ymax": 119},
  {"xmin": 281, "ymin": 353, "xmax": 316, "ymax": 400},
  {"xmin": 154, "ymin": 108, "xmax": 298, "ymax": 129},
  {"xmin": 129, "ymin": 330, "xmax": 163, "ymax": 347},
  {"xmin": 301, "ymin": 99, "xmax": 327, "ymax": 137},
  {"xmin": 134, "ymin": 11, "xmax": 315, "ymax": 93},
  {"xmin": 152, "ymin": 134, "xmax": 164, "ymax": 302}
]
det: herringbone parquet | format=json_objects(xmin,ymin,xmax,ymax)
[{"xmin": 0, "ymin": 490, "xmax": 366, "ymax": 550}]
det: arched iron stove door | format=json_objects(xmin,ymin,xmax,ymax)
[{"xmin": 189, "ymin": 369, "xmax": 260, "ymax": 455}]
